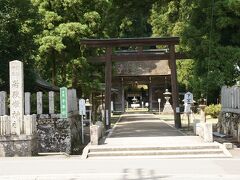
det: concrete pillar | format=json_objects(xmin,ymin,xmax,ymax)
[
  {"xmin": 49, "ymin": 91, "xmax": 54, "ymax": 114},
  {"xmin": 10, "ymin": 60, "xmax": 24, "ymax": 135},
  {"xmin": 0, "ymin": 91, "xmax": 7, "ymax": 116},
  {"xmin": 37, "ymin": 92, "xmax": 43, "ymax": 114},
  {"xmin": 90, "ymin": 125, "xmax": 99, "ymax": 145},
  {"xmin": 25, "ymin": 92, "xmax": 31, "ymax": 115},
  {"xmin": 193, "ymin": 119, "xmax": 200, "ymax": 135},
  {"xmin": 203, "ymin": 122, "xmax": 213, "ymax": 142}
]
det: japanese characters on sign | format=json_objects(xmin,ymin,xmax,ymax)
[{"xmin": 60, "ymin": 87, "xmax": 68, "ymax": 118}]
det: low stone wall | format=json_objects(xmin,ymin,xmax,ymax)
[
  {"xmin": 37, "ymin": 114, "xmax": 82, "ymax": 154},
  {"xmin": 0, "ymin": 135, "xmax": 37, "ymax": 157},
  {"xmin": 0, "ymin": 115, "xmax": 37, "ymax": 157},
  {"xmin": 217, "ymin": 111, "xmax": 240, "ymax": 141}
]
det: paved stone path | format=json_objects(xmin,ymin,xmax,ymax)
[
  {"xmin": 109, "ymin": 113, "xmax": 183, "ymax": 138},
  {"xmin": 102, "ymin": 113, "xmax": 204, "ymax": 147}
]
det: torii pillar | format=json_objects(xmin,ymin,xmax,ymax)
[{"xmin": 169, "ymin": 44, "xmax": 181, "ymax": 128}]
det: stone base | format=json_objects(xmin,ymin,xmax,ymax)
[
  {"xmin": 162, "ymin": 103, "xmax": 174, "ymax": 114},
  {"xmin": 0, "ymin": 134, "xmax": 38, "ymax": 157}
]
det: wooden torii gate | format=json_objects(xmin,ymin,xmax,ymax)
[{"xmin": 81, "ymin": 37, "xmax": 187, "ymax": 129}]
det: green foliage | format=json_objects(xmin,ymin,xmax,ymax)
[
  {"xmin": 106, "ymin": 0, "xmax": 155, "ymax": 37},
  {"xmin": 205, "ymin": 104, "xmax": 221, "ymax": 118},
  {"xmin": 149, "ymin": 0, "xmax": 240, "ymax": 103},
  {"xmin": 32, "ymin": 0, "xmax": 110, "ymax": 95},
  {"xmin": 0, "ymin": 0, "xmax": 40, "ymax": 91}
]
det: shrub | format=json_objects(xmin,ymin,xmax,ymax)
[{"xmin": 205, "ymin": 104, "xmax": 221, "ymax": 118}]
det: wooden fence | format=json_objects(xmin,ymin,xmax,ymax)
[{"xmin": 221, "ymin": 86, "xmax": 240, "ymax": 113}]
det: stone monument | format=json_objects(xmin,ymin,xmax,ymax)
[
  {"xmin": 0, "ymin": 60, "xmax": 37, "ymax": 157},
  {"xmin": 10, "ymin": 60, "xmax": 24, "ymax": 135}
]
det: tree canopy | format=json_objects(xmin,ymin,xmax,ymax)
[
  {"xmin": 0, "ymin": 0, "xmax": 239, "ymax": 102},
  {"xmin": 149, "ymin": 0, "xmax": 240, "ymax": 102}
]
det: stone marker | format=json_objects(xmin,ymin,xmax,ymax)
[
  {"xmin": 203, "ymin": 122, "xmax": 213, "ymax": 142},
  {"xmin": 90, "ymin": 125, "xmax": 99, "ymax": 145},
  {"xmin": 25, "ymin": 92, "xmax": 31, "ymax": 115},
  {"xmin": 49, "ymin": 91, "xmax": 54, "ymax": 114},
  {"xmin": 10, "ymin": 60, "xmax": 24, "ymax": 135},
  {"xmin": 37, "ymin": 92, "xmax": 43, "ymax": 114},
  {"xmin": 193, "ymin": 119, "xmax": 200, "ymax": 135}
]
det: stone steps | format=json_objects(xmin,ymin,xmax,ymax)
[
  {"xmin": 89, "ymin": 144, "xmax": 220, "ymax": 152},
  {"xmin": 86, "ymin": 143, "xmax": 231, "ymax": 159}
]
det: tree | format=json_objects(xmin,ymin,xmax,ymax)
[
  {"xmin": 0, "ymin": 0, "xmax": 40, "ymax": 91},
  {"xmin": 32, "ymin": 0, "xmax": 110, "ymax": 96},
  {"xmin": 106, "ymin": 0, "xmax": 156, "ymax": 38},
  {"xmin": 149, "ymin": 0, "xmax": 240, "ymax": 103}
]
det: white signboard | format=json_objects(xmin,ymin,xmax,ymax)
[
  {"xmin": 184, "ymin": 92, "xmax": 193, "ymax": 104},
  {"xmin": 158, "ymin": 98, "xmax": 161, "ymax": 103},
  {"xmin": 79, "ymin": 99, "xmax": 86, "ymax": 115}
]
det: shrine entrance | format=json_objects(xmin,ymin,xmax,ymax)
[{"xmin": 80, "ymin": 37, "xmax": 187, "ymax": 129}]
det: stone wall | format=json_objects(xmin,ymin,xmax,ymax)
[
  {"xmin": 37, "ymin": 114, "xmax": 81, "ymax": 154},
  {"xmin": 217, "ymin": 111, "xmax": 240, "ymax": 141},
  {"xmin": 0, "ymin": 135, "xmax": 38, "ymax": 157}
]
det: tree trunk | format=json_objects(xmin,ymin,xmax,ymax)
[{"xmin": 51, "ymin": 49, "xmax": 56, "ymax": 85}]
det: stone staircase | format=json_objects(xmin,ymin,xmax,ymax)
[{"xmin": 85, "ymin": 143, "xmax": 232, "ymax": 159}]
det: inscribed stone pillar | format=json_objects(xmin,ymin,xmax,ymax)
[
  {"xmin": 49, "ymin": 91, "xmax": 54, "ymax": 114},
  {"xmin": 10, "ymin": 60, "xmax": 24, "ymax": 135},
  {"xmin": 25, "ymin": 92, "xmax": 31, "ymax": 115},
  {"xmin": 0, "ymin": 91, "xmax": 7, "ymax": 116},
  {"xmin": 37, "ymin": 92, "xmax": 43, "ymax": 114}
]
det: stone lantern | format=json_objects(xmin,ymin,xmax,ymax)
[{"xmin": 162, "ymin": 89, "xmax": 174, "ymax": 114}]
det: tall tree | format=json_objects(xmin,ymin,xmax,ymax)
[
  {"xmin": 0, "ymin": 0, "xmax": 39, "ymax": 91},
  {"xmin": 149, "ymin": 0, "xmax": 240, "ymax": 103},
  {"xmin": 106, "ymin": 0, "xmax": 155, "ymax": 38},
  {"xmin": 32, "ymin": 0, "xmax": 110, "ymax": 96}
]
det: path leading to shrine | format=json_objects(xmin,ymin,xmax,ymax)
[
  {"xmin": 86, "ymin": 113, "xmax": 231, "ymax": 159},
  {"xmin": 109, "ymin": 113, "xmax": 183, "ymax": 138}
]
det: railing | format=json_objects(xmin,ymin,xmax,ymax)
[{"xmin": 0, "ymin": 89, "xmax": 78, "ymax": 136}]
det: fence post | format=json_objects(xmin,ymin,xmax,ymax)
[
  {"xmin": 37, "ymin": 91, "xmax": 43, "ymax": 114},
  {"xmin": 0, "ymin": 91, "xmax": 7, "ymax": 116},
  {"xmin": 25, "ymin": 92, "xmax": 31, "ymax": 115},
  {"xmin": 49, "ymin": 91, "xmax": 55, "ymax": 114}
]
